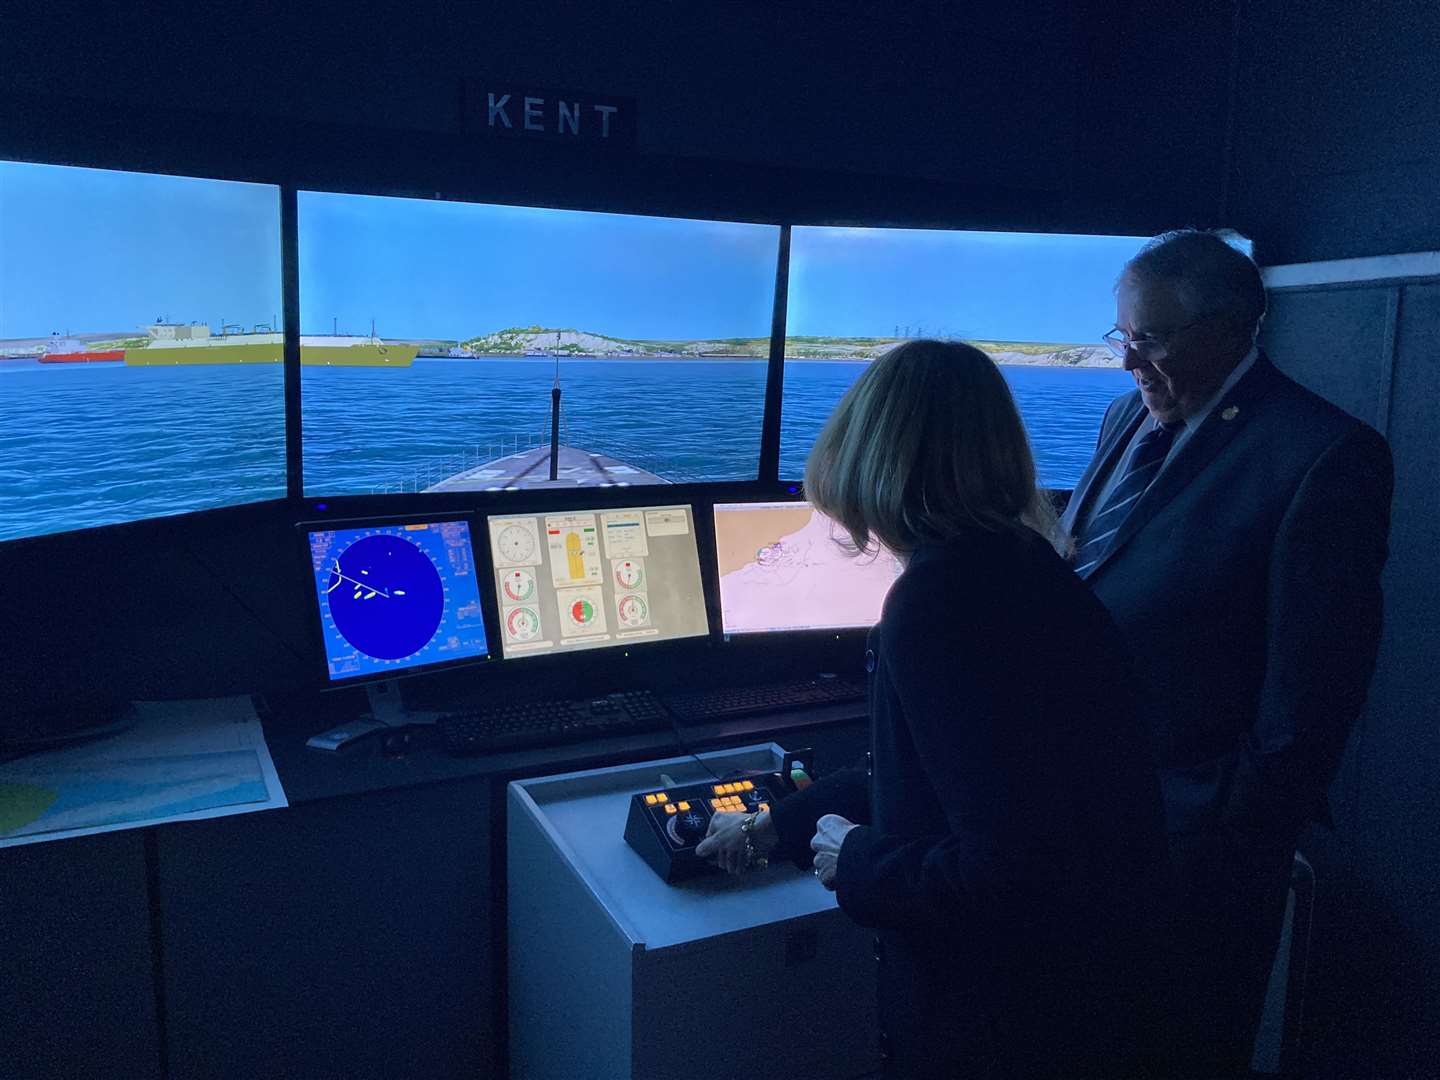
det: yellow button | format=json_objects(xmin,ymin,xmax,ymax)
[
  {"xmin": 741, "ymin": 780, "xmax": 754, "ymax": 790},
  {"xmin": 713, "ymin": 785, "xmax": 725, "ymax": 795},
  {"xmin": 711, "ymin": 799, "xmax": 723, "ymax": 810},
  {"xmin": 644, "ymin": 794, "xmax": 657, "ymax": 805},
  {"xmin": 656, "ymin": 792, "xmax": 668, "ymax": 803},
  {"xmin": 665, "ymin": 804, "xmax": 677, "ymax": 814},
  {"xmin": 678, "ymin": 801, "xmax": 690, "ymax": 811}
]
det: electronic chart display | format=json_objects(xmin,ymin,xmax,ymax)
[
  {"xmin": 306, "ymin": 519, "xmax": 489, "ymax": 681},
  {"xmin": 713, "ymin": 501, "xmax": 904, "ymax": 634},
  {"xmin": 486, "ymin": 504, "xmax": 708, "ymax": 658}
]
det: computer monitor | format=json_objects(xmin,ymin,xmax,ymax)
[
  {"xmin": 297, "ymin": 190, "xmax": 780, "ymax": 496},
  {"xmin": 305, "ymin": 518, "xmax": 490, "ymax": 681},
  {"xmin": 2, "ymin": 159, "xmax": 284, "ymax": 543},
  {"xmin": 486, "ymin": 504, "xmax": 708, "ymax": 658},
  {"xmin": 713, "ymin": 501, "xmax": 903, "ymax": 634}
]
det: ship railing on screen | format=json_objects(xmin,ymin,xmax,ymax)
[
  {"xmin": 372, "ymin": 432, "xmax": 551, "ymax": 494},
  {"xmin": 372, "ymin": 421, "xmax": 710, "ymax": 494}
]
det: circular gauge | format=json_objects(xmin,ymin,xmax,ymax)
[
  {"xmin": 505, "ymin": 606, "xmax": 541, "ymax": 641},
  {"xmin": 323, "ymin": 534, "xmax": 444, "ymax": 660},
  {"xmin": 613, "ymin": 559, "xmax": 644, "ymax": 590},
  {"xmin": 616, "ymin": 594, "xmax": 649, "ymax": 627},
  {"xmin": 566, "ymin": 597, "xmax": 597, "ymax": 628},
  {"xmin": 496, "ymin": 523, "xmax": 535, "ymax": 564},
  {"xmin": 501, "ymin": 567, "xmax": 537, "ymax": 602}
]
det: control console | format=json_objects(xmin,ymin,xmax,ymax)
[{"xmin": 624, "ymin": 771, "xmax": 795, "ymax": 883}]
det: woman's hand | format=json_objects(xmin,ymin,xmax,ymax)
[
  {"xmin": 695, "ymin": 809, "xmax": 777, "ymax": 875},
  {"xmin": 810, "ymin": 813, "xmax": 857, "ymax": 890}
]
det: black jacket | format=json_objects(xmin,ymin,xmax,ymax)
[
  {"xmin": 1061, "ymin": 355, "xmax": 1393, "ymax": 859},
  {"xmin": 771, "ymin": 526, "xmax": 1169, "ymax": 1078}
]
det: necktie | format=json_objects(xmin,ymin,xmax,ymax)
[{"xmin": 1073, "ymin": 421, "xmax": 1182, "ymax": 577}]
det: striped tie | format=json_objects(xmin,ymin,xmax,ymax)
[{"xmin": 1073, "ymin": 421, "xmax": 1182, "ymax": 577}]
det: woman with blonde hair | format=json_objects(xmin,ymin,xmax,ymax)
[{"xmin": 698, "ymin": 340, "xmax": 1169, "ymax": 1078}]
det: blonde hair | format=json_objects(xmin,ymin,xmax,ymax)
[{"xmin": 804, "ymin": 339, "xmax": 1067, "ymax": 557}]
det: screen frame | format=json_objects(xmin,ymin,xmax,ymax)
[
  {"xmin": 295, "ymin": 510, "xmax": 498, "ymax": 688},
  {"xmin": 711, "ymin": 496, "xmax": 900, "ymax": 638},
  {"xmin": 481, "ymin": 500, "xmax": 712, "ymax": 662}
]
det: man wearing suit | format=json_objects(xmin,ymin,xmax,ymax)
[{"xmin": 1062, "ymin": 229, "xmax": 1393, "ymax": 1076}]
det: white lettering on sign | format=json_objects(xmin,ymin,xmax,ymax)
[
  {"xmin": 557, "ymin": 100, "xmax": 580, "ymax": 135},
  {"xmin": 592, "ymin": 104, "xmax": 617, "ymax": 138},
  {"xmin": 487, "ymin": 93, "xmax": 512, "ymax": 128},
  {"xmin": 473, "ymin": 87, "xmax": 630, "ymax": 141}
]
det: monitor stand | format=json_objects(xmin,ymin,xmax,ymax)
[{"xmin": 365, "ymin": 680, "xmax": 407, "ymax": 726}]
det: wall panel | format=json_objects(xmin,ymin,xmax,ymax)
[{"xmin": 1265, "ymin": 275, "xmax": 1440, "ymax": 1078}]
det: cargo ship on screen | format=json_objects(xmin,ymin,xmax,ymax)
[
  {"xmin": 122, "ymin": 322, "xmax": 418, "ymax": 366},
  {"xmin": 38, "ymin": 337, "xmax": 125, "ymax": 363}
]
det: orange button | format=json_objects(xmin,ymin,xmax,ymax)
[
  {"xmin": 644, "ymin": 794, "xmax": 658, "ymax": 805},
  {"xmin": 759, "ymin": 803, "xmax": 770, "ymax": 812},
  {"xmin": 665, "ymin": 804, "xmax": 677, "ymax": 814},
  {"xmin": 711, "ymin": 799, "xmax": 723, "ymax": 810},
  {"xmin": 741, "ymin": 780, "xmax": 754, "ymax": 790},
  {"xmin": 713, "ymin": 785, "xmax": 725, "ymax": 795},
  {"xmin": 678, "ymin": 801, "xmax": 690, "ymax": 811},
  {"xmin": 655, "ymin": 792, "xmax": 668, "ymax": 803}
]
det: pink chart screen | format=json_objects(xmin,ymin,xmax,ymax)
[{"xmin": 714, "ymin": 502, "xmax": 903, "ymax": 633}]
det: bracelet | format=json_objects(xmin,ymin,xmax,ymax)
[{"xmin": 740, "ymin": 811, "xmax": 768, "ymax": 870}]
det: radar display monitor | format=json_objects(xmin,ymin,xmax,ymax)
[
  {"xmin": 713, "ymin": 501, "xmax": 904, "ymax": 634},
  {"xmin": 306, "ymin": 519, "xmax": 489, "ymax": 681},
  {"xmin": 486, "ymin": 504, "xmax": 708, "ymax": 658}
]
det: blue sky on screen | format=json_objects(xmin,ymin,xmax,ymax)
[
  {"xmin": 0, "ymin": 162, "xmax": 282, "ymax": 339},
  {"xmin": 788, "ymin": 227, "xmax": 1149, "ymax": 343},
  {"xmin": 2, "ymin": 160, "xmax": 1149, "ymax": 345},
  {"xmin": 297, "ymin": 192, "xmax": 779, "ymax": 340}
]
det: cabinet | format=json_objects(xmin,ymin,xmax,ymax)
[
  {"xmin": 2, "ymin": 830, "xmax": 160, "ymax": 1080},
  {"xmin": 507, "ymin": 743, "xmax": 880, "ymax": 1080}
]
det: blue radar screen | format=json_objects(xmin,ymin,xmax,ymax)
[{"xmin": 308, "ymin": 520, "xmax": 489, "ymax": 680}]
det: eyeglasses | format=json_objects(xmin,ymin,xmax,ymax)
[{"xmin": 1102, "ymin": 317, "xmax": 1205, "ymax": 359}]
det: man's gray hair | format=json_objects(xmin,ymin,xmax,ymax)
[{"xmin": 1123, "ymin": 228, "xmax": 1266, "ymax": 335}]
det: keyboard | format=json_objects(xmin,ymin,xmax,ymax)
[
  {"xmin": 437, "ymin": 690, "xmax": 671, "ymax": 755},
  {"xmin": 661, "ymin": 677, "xmax": 866, "ymax": 722}
]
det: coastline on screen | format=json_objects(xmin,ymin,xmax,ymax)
[
  {"xmin": 713, "ymin": 502, "xmax": 903, "ymax": 634},
  {"xmin": 486, "ymin": 504, "xmax": 708, "ymax": 659},
  {"xmin": 307, "ymin": 519, "xmax": 489, "ymax": 681}
]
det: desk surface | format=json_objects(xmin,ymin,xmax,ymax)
[
  {"xmin": 261, "ymin": 696, "xmax": 868, "ymax": 805},
  {"xmin": 511, "ymin": 745, "xmax": 840, "ymax": 949}
]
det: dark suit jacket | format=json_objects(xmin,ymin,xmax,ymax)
[
  {"xmin": 771, "ymin": 526, "xmax": 1169, "ymax": 1078},
  {"xmin": 1060, "ymin": 354, "xmax": 1393, "ymax": 861}
]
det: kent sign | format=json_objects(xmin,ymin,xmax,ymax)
[{"xmin": 468, "ymin": 83, "xmax": 636, "ymax": 146}]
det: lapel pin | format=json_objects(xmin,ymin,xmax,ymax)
[{"xmin": 1221, "ymin": 405, "xmax": 1240, "ymax": 421}]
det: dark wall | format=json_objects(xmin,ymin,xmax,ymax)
[
  {"xmin": 1263, "ymin": 278, "xmax": 1440, "ymax": 1077},
  {"xmin": 0, "ymin": 0, "xmax": 1236, "ymax": 232},
  {"xmin": 1229, "ymin": 0, "xmax": 1440, "ymax": 261}
]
